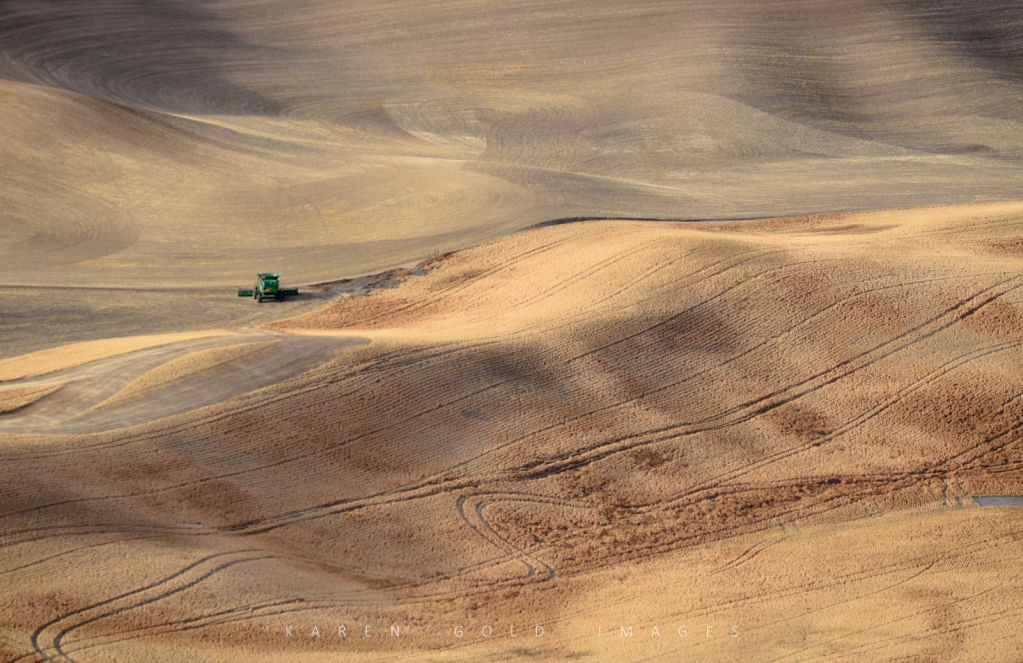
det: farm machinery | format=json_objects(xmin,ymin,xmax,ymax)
[{"xmin": 237, "ymin": 273, "xmax": 299, "ymax": 302}]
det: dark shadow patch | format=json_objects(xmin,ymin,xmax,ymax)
[
  {"xmin": 983, "ymin": 237, "xmax": 1023, "ymax": 257},
  {"xmin": 764, "ymin": 403, "xmax": 832, "ymax": 442},
  {"xmin": 887, "ymin": 0, "xmax": 1023, "ymax": 86},
  {"xmin": 0, "ymin": 0, "xmax": 283, "ymax": 115}
]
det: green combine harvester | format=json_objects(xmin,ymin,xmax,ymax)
[{"xmin": 237, "ymin": 273, "xmax": 299, "ymax": 302}]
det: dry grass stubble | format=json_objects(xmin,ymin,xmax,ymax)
[
  {"xmin": 0, "ymin": 383, "xmax": 66, "ymax": 415},
  {"xmin": 88, "ymin": 339, "xmax": 281, "ymax": 412},
  {"xmin": 2, "ymin": 204, "xmax": 1023, "ymax": 661},
  {"xmin": 0, "ymin": 330, "xmax": 234, "ymax": 382}
]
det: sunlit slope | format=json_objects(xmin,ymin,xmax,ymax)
[
  {"xmin": 4, "ymin": 1, "xmax": 1023, "ymax": 286},
  {"xmin": 270, "ymin": 202, "xmax": 1023, "ymax": 516},
  {"xmin": 3, "ymin": 204, "xmax": 1022, "ymax": 661}
]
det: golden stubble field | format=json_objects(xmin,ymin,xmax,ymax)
[
  {"xmin": 4, "ymin": 1, "xmax": 1023, "ymax": 660},
  {"xmin": 2, "ymin": 203, "xmax": 1023, "ymax": 661},
  {"xmin": 7, "ymin": 0, "xmax": 1023, "ymax": 368},
  {"xmin": 4, "ymin": 0, "xmax": 1023, "ymax": 296}
]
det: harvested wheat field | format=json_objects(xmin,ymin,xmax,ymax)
[
  {"xmin": 3, "ymin": 203, "xmax": 1023, "ymax": 661},
  {"xmin": 5, "ymin": 0, "xmax": 1023, "ymax": 661},
  {"xmin": 7, "ymin": 0, "xmax": 1023, "ymax": 356}
]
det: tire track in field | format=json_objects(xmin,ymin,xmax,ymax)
[
  {"xmin": 12, "ymin": 368, "xmax": 1018, "ymax": 658},
  {"xmin": 58, "ymin": 599, "xmax": 316, "ymax": 659},
  {"xmin": 565, "ymin": 268, "xmax": 1016, "ymax": 443},
  {"xmin": 549, "ymin": 256, "xmax": 835, "ymax": 381},
  {"xmin": 18, "ymin": 276, "xmax": 1011, "ymax": 543},
  {"xmin": 667, "ymin": 276, "xmax": 1022, "ymax": 430},
  {"xmin": 755, "ymin": 587, "xmax": 1003, "ymax": 663},
  {"xmin": 469, "ymin": 244, "xmax": 820, "ymax": 349},
  {"xmin": 0, "ymin": 339, "xmax": 438, "ymax": 461},
  {"xmin": 0, "ymin": 534, "xmax": 159, "ymax": 578},
  {"xmin": 6, "ymin": 276, "xmax": 1018, "ymax": 564},
  {"xmin": 400, "ymin": 264, "xmax": 1006, "ymax": 482},
  {"xmin": 712, "ymin": 535, "xmax": 789, "ymax": 575},
  {"xmin": 445, "ymin": 335, "xmax": 1018, "ymax": 567},
  {"xmin": 497, "ymin": 278, "xmax": 1023, "ymax": 487},
  {"xmin": 456, "ymin": 494, "xmax": 554, "ymax": 582},
  {"xmin": 7, "ymin": 224, "xmax": 1023, "ymax": 650},
  {"xmin": 565, "ymin": 361, "xmax": 1023, "ymax": 572},
  {"xmin": 454, "ymin": 491, "xmax": 596, "ymax": 584},
  {"xmin": 533, "ymin": 228, "xmax": 907, "ymax": 364},
  {"xmin": 349, "ymin": 230, "xmax": 588, "ymax": 327},
  {"xmin": 570, "ymin": 333, "xmax": 1020, "ymax": 518},
  {"xmin": 24, "ymin": 550, "xmax": 268, "ymax": 663},
  {"xmin": 554, "ymin": 272, "xmax": 985, "ymax": 433},
  {"xmin": 666, "ymin": 337, "xmax": 1023, "ymax": 499},
  {"xmin": 0, "ymin": 333, "xmax": 351, "ymax": 436},
  {"xmin": 0, "ymin": 524, "xmax": 210, "ymax": 553},
  {"xmin": 378, "ymin": 254, "xmax": 856, "ymax": 482},
  {"xmin": 444, "ymin": 236, "xmax": 667, "ymax": 329},
  {"xmin": 381, "ymin": 220, "xmax": 656, "ymax": 329},
  {"xmin": 0, "ymin": 366, "xmax": 521, "ymax": 525},
  {"xmin": 628, "ymin": 524, "xmax": 1020, "ymax": 637},
  {"xmin": 0, "ymin": 322, "xmax": 496, "ymax": 465},
  {"xmin": 564, "ymin": 248, "xmax": 795, "ymax": 364},
  {"xmin": 360, "ymin": 242, "xmax": 783, "ymax": 361}
]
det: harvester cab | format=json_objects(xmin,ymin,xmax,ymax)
[
  {"xmin": 255, "ymin": 273, "xmax": 280, "ymax": 302},
  {"xmin": 237, "ymin": 273, "xmax": 298, "ymax": 302}
]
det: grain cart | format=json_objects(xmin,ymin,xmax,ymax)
[{"xmin": 237, "ymin": 273, "xmax": 298, "ymax": 302}]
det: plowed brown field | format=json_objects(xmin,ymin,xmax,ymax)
[{"xmin": 3, "ymin": 204, "xmax": 1023, "ymax": 661}]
